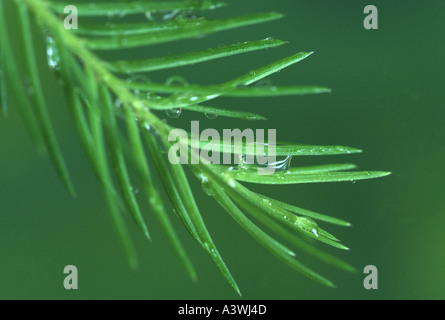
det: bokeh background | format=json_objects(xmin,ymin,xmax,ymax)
[{"xmin": 1, "ymin": 0, "xmax": 444, "ymax": 299}]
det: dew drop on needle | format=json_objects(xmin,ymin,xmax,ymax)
[
  {"xmin": 165, "ymin": 108, "xmax": 182, "ymax": 118},
  {"xmin": 205, "ymin": 113, "xmax": 218, "ymax": 120}
]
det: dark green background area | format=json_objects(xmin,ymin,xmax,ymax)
[{"xmin": 1, "ymin": 0, "xmax": 444, "ymax": 299}]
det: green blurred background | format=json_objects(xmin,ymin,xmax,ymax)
[{"xmin": 1, "ymin": 0, "xmax": 444, "ymax": 299}]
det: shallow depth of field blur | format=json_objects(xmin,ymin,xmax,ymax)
[{"xmin": 1, "ymin": 0, "xmax": 444, "ymax": 299}]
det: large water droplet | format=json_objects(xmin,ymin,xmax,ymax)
[
  {"xmin": 165, "ymin": 108, "xmax": 182, "ymax": 118},
  {"xmin": 236, "ymin": 154, "xmax": 291, "ymax": 172},
  {"xmin": 270, "ymin": 156, "xmax": 293, "ymax": 171}
]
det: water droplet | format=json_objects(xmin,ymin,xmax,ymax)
[
  {"xmin": 203, "ymin": 242, "xmax": 211, "ymax": 252},
  {"xmin": 205, "ymin": 113, "xmax": 218, "ymax": 119},
  {"xmin": 312, "ymin": 229, "xmax": 319, "ymax": 237},
  {"xmin": 165, "ymin": 108, "xmax": 182, "ymax": 118},
  {"xmin": 165, "ymin": 76, "xmax": 189, "ymax": 87},
  {"xmin": 205, "ymin": 94, "xmax": 219, "ymax": 100},
  {"xmin": 126, "ymin": 75, "xmax": 152, "ymax": 98},
  {"xmin": 254, "ymin": 79, "xmax": 274, "ymax": 89},
  {"xmin": 201, "ymin": 176, "xmax": 214, "ymax": 196},
  {"xmin": 270, "ymin": 156, "xmax": 293, "ymax": 171},
  {"xmin": 144, "ymin": 11, "xmax": 154, "ymax": 21},
  {"xmin": 130, "ymin": 186, "xmax": 139, "ymax": 194},
  {"xmin": 145, "ymin": 10, "xmax": 180, "ymax": 22},
  {"xmin": 46, "ymin": 36, "xmax": 60, "ymax": 72},
  {"xmin": 175, "ymin": 11, "xmax": 204, "ymax": 21},
  {"xmin": 163, "ymin": 10, "xmax": 181, "ymax": 21},
  {"xmin": 295, "ymin": 217, "xmax": 319, "ymax": 237},
  {"xmin": 237, "ymin": 154, "xmax": 249, "ymax": 169}
]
